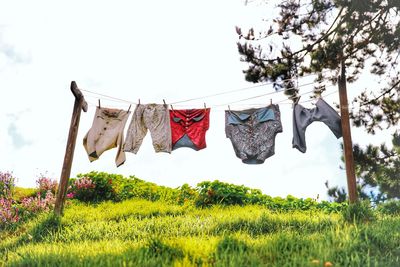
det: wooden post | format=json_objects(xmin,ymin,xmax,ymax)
[
  {"xmin": 338, "ymin": 60, "xmax": 358, "ymax": 203},
  {"xmin": 54, "ymin": 81, "xmax": 88, "ymax": 216}
]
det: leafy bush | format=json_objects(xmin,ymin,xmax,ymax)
[
  {"xmin": 71, "ymin": 172, "xmax": 180, "ymax": 203},
  {"xmin": 316, "ymin": 201, "xmax": 347, "ymax": 213},
  {"xmin": 377, "ymin": 199, "xmax": 400, "ymax": 215},
  {"xmin": 68, "ymin": 176, "xmax": 96, "ymax": 202},
  {"xmin": 21, "ymin": 191, "xmax": 56, "ymax": 214},
  {"xmin": 0, "ymin": 171, "xmax": 15, "ymax": 199},
  {"xmin": 0, "ymin": 172, "xmax": 19, "ymax": 229},
  {"xmin": 195, "ymin": 180, "xmax": 251, "ymax": 206},
  {"xmin": 68, "ymin": 172, "xmax": 348, "ymax": 213},
  {"xmin": 342, "ymin": 200, "xmax": 376, "ymax": 223},
  {"xmin": 15, "ymin": 176, "xmax": 57, "ymax": 223},
  {"xmin": 194, "ymin": 180, "xmax": 347, "ymax": 213},
  {"xmin": 20, "ymin": 175, "xmax": 57, "ymax": 216},
  {"xmin": 69, "ymin": 172, "xmax": 122, "ymax": 202},
  {"xmin": 0, "ymin": 197, "xmax": 19, "ymax": 228},
  {"xmin": 176, "ymin": 183, "xmax": 197, "ymax": 205},
  {"xmin": 117, "ymin": 176, "xmax": 178, "ymax": 202},
  {"xmin": 0, "ymin": 173, "xmax": 58, "ymax": 229},
  {"xmin": 36, "ymin": 175, "xmax": 58, "ymax": 196}
]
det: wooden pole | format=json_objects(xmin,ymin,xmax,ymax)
[
  {"xmin": 338, "ymin": 60, "xmax": 358, "ymax": 203},
  {"xmin": 54, "ymin": 81, "xmax": 87, "ymax": 216}
]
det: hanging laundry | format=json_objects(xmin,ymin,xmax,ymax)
[
  {"xmin": 169, "ymin": 108, "xmax": 210, "ymax": 150},
  {"xmin": 292, "ymin": 98, "xmax": 342, "ymax": 153},
  {"xmin": 124, "ymin": 103, "xmax": 172, "ymax": 154},
  {"xmin": 83, "ymin": 107, "xmax": 130, "ymax": 167},
  {"xmin": 225, "ymin": 105, "xmax": 282, "ymax": 164}
]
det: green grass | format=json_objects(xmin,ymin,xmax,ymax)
[{"xmin": 1, "ymin": 199, "xmax": 399, "ymax": 266}]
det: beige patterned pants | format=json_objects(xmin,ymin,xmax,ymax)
[{"xmin": 124, "ymin": 104, "xmax": 172, "ymax": 154}]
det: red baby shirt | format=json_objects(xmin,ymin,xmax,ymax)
[{"xmin": 169, "ymin": 108, "xmax": 210, "ymax": 150}]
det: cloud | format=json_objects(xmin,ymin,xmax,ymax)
[
  {"xmin": 7, "ymin": 123, "xmax": 32, "ymax": 149},
  {"xmin": 1, "ymin": 42, "xmax": 29, "ymax": 64},
  {"xmin": 0, "ymin": 32, "xmax": 31, "ymax": 67},
  {"xmin": 6, "ymin": 111, "xmax": 33, "ymax": 149}
]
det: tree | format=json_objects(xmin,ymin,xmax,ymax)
[{"xmin": 236, "ymin": 0, "xmax": 400, "ymax": 202}]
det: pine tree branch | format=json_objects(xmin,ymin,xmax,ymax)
[
  {"xmin": 250, "ymin": 7, "xmax": 345, "ymax": 63},
  {"xmin": 342, "ymin": 10, "xmax": 386, "ymax": 63},
  {"xmin": 360, "ymin": 80, "xmax": 400, "ymax": 107}
]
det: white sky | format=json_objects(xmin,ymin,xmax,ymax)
[{"xmin": 0, "ymin": 0, "xmax": 391, "ymax": 200}]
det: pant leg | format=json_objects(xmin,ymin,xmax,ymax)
[
  {"xmin": 123, "ymin": 104, "xmax": 148, "ymax": 154},
  {"xmin": 144, "ymin": 104, "xmax": 172, "ymax": 153},
  {"xmin": 115, "ymin": 111, "xmax": 130, "ymax": 167}
]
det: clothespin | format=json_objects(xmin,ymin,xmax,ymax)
[
  {"xmin": 127, "ymin": 104, "xmax": 131, "ymax": 113},
  {"xmin": 228, "ymin": 105, "xmax": 231, "ymax": 111},
  {"xmin": 163, "ymin": 99, "xmax": 166, "ymax": 105},
  {"xmin": 170, "ymin": 104, "xmax": 174, "ymax": 111},
  {"xmin": 315, "ymin": 89, "xmax": 323, "ymax": 100},
  {"xmin": 98, "ymin": 99, "xmax": 101, "ymax": 108},
  {"xmin": 138, "ymin": 99, "xmax": 141, "ymax": 105},
  {"xmin": 270, "ymin": 99, "xmax": 273, "ymax": 105},
  {"xmin": 292, "ymin": 96, "xmax": 301, "ymax": 108},
  {"xmin": 204, "ymin": 103, "xmax": 207, "ymax": 110},
  {"xmin": 313, "ymin": 87, "xmax": 323, "ymax": 105}
]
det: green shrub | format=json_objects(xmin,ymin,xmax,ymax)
[
  {"xmin": 36, "ymin": 175, "xmax": 58, "ymax": 197},
  {"xmin": 317, "ymin": 200, "xmax": 348, "ymax": 213},
  {"xmin": 68, "ymin": 176, "xmax": 97, "ymax": 202},
  {"xmin": 195, "ymin": 180, "xmax": 252, "ymax": 206},
  {"xmin": 71, "ymin": 172, "xmax": 180, "ymax": 203},
  {"xmin": 0, "ymin": 171, "xmax": 15, "ymax": 199},
  {"xmin": 71, "ymin": 172, "xmax": 123, "ymax": 202},
  {"xmin": 377, "ymin": 199, "xmax": 400, "ymax": 215},
  {"xmin": 119, "ymin": 176, "xmax": 178, "ymax": 202},
  {"xmin": 0, "ymin": 197, "xmax": 19, "ymax": 229},
  {"xmin": 194, "ymin": 180, "xmax": 346, "ymax": 213},
  {"xmin": 68, "ymin": 172, "xmax": 347, "ymax": 213},
  {"xmin": 263, "ymin": 195, "xmax": 318, "ymax": 211},
  {"xmin": 176, "ymin": 183, "xmax": 197, "ymax": 205},
  {"xmin": 342, "ymin": 200, "xmax": 376, "ymax": 223}
]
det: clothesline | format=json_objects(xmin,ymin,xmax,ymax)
[
  {"xmin": 258, "ymin": 86, "xmax": 338, "ymax": 106},
  {"xmin": 80, "ymin": 69, "xmax": 332, "ymax": 106},
  {"xmin": 211, "ymin": 81, "xmax": 320, "ymax": 107},
  {"xmin": 82, "ymin": 84, "xmax": 337, "ymax": 110},
  {"xmin": 168, "ymin": 70, "xmax": 331, "ymax": 104},
  {"xmin": 84, "ymin": 84, "xmax": 337, "ymax": 110},
  {"xmin": 85, "ymin": 86, "xmax": 338, "ymax": 111}
]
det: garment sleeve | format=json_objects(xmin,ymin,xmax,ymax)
[
  {"xmin": 292, "ymin": 104, "xmax": 309, "ymax": 153},
  {"xmin": 83, "ymin": 111, "xmax": 100, "ymax": 162}
]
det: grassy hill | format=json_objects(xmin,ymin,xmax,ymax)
[{"xmin": 1, "ymin": 198, "xmax": 400, "ymax": 267}]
